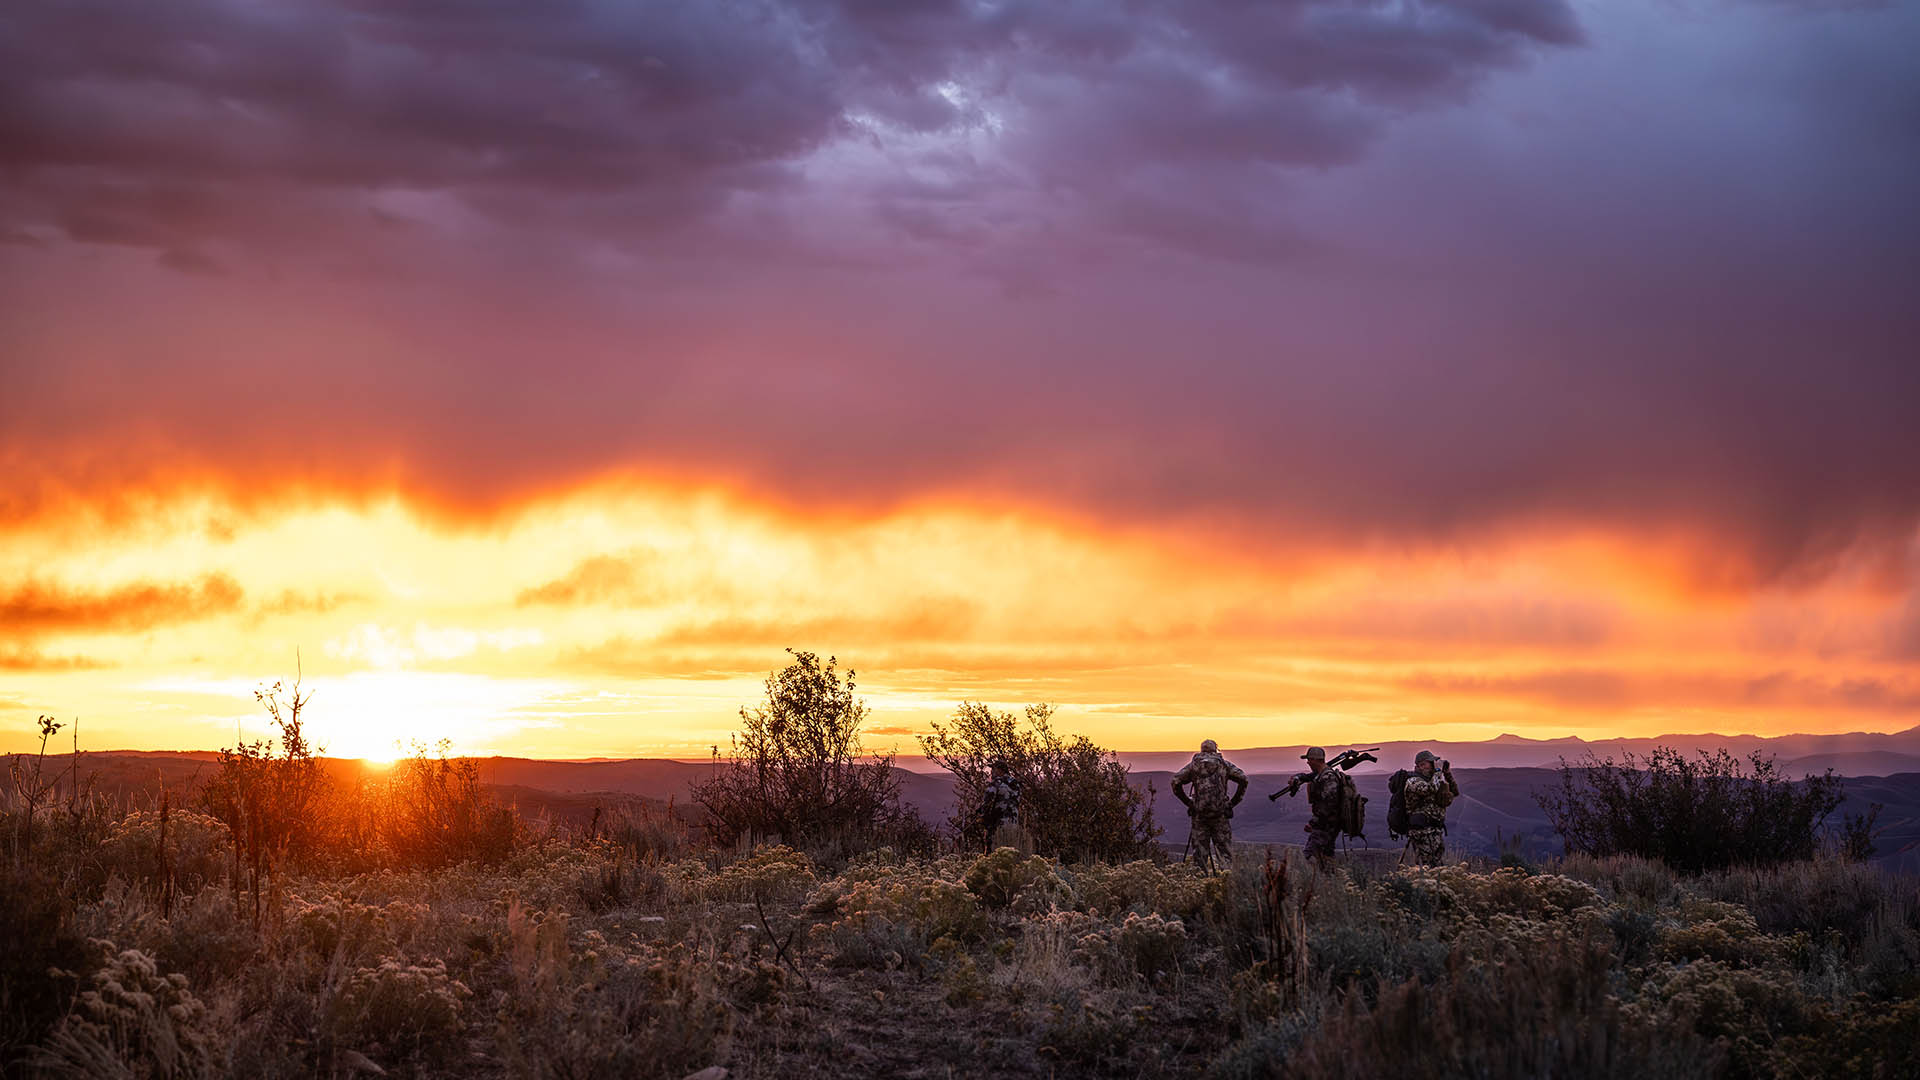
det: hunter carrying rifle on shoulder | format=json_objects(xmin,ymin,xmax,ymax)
[
  {"xmin": 1172, "ymin": 740, "xmax": 1247, "ymax": 872},
  {"xmin": 1272, "ymin": 746, "xmax": 1378, "ymax": 863}
]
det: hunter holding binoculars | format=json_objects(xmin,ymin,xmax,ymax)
[{"xmin": 1402, "ymin": 750, "xmax": 1459, "ymax": 865}]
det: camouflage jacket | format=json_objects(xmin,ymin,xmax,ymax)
[
  {"xmin": 1402, "ymin": 771, "xmax": 1455, "ymax": 830},
  {"xmin": 1306, "ymin": 767, "xmax": 1345, "ymax": 830},
  {"xmin": 982, "ymin": 775, "xmax": 1021, "ymax": 820},
  {"xmin": 1173, "ymin": 752, "xmax": 1247, "ymax": 816}
]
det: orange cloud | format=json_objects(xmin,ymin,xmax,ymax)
[
  {"xmin": 516, "ymin": 552, "xmax": 665, "ymax": 607},
  {"xmin": 0, "ymin": 646, "xmax": 112, "ymax": 672},
  {"xmin": 0, "ymin": 573, "xmax": 244, "ymax": 634},
  {"xmin": 1, "ymin": 483, "xmax": 1915, "ymax": 756},
  {"xmin": 652, "ymin": 601, "xmax": 983, "ymax": 649}
]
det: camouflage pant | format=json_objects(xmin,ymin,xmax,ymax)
[
  {"xmin": 975, "ymin": 814, "xmax": 1006, "ymax": 849},
  {"xmin": 1188, "ymin": 813, "xmax": 1233, "ymax": 870},
  {"xmin": 1304, "ymin": 824, "xmax": 1338, "ymax": 861},
  {"xmin": 1410, "ymin": 828, "xmax": 1446, "ymax": 865}
]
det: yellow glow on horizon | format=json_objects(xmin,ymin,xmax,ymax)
[{"xmin": 2, "ymin": 482, "xmax": 1915, "ymax": 756}]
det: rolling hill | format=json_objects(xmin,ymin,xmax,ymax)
[{"xmin": 11, "ymin": 729, "xmax": 1917, "ymax": 872}]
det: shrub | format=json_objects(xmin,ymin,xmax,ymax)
[
  {"xmin": 285, "ymin": 894, "xmax": 394, "ymax": 972},
  {"xmin": 328, "ymin": 956, "xmax": 471, "ymax": 1064},
  {"xmin": 100, "ymin": 808, "xmax": 229, "ymax": 899},
  {"xmin": 201, "ymin": 672, "xmax": 330, "ymax": 919},
  {"xmin": 691, "ymin": 651, "xmax": 926, "ymax": 855},
  {"xmin": 1385, "ymin": 865, "xmax": 1604, "ymax": 926},
  {"xmin": 381, "ymin": 742, "xmax": 519, "ymax": 868},
  {"xmin": 142, "ymin": 887, "xmax": 260, "ymax": 990},
  {"xmin": 1771, "ymin": 995, "xmax": 1920, "ymax": 1079},
  {"xmin": 1838, "ymin": 802, "xmax": 1883, "ymax": 862},
  {"xmin": 1108, "ymin": 912, "xmax": 1188, "ymax": 982},
  {"xmin": 820, "ymin": 870, "xmax": 988, "ymax": 965},
  {"xmin": 962, "ymin": 847, "xmax": 1068, "ymax": 912},
  {"xmin": 1296, "ymin": 935, "xmax": 1718, "ymax": 1079},
  {"xmin": 1655, "ymin": 898, "xmax": 1789, "ymax": 968},
  {"xmin": 1691, "ymin": 856, "xmax": 1892, "ymax": 942},
  {"xmin": 1629, "ymin": 958, "xmax": 1815, "ymax": 1078},
  {"xmin": 1069, "ymin": 859, "xmax": 1211, "ymax": 919},
  {"xmin": 29, "ymin": 944, "xmax": 223, "ymax": 1079},
  {"xmin": 991, "ymin": 910, "xmax": 1099, "ymax": 999},
  {"xmin": 0, "ymin": 862, "xmax": 93, "ymax": 1066},
  {"xmin": 921, "ymin": 701, "xmax": 1160, "ymax": 861},
  {"xmin": 6, "ymin": 715, "xmax": 74, "ymax": 868},
  {"xmin": 1535, "ymin": 748, "xmax": 1844, "ymax": 872},
  {"xmin": 607, "ymin": 800, "xmax": 694, "ymax": 863},
  {"xmin": 706, "ymin": 844, "xmax": 817, "ymax": 905},
  {"xmin": 1206, "ymin": 1016, "xmax": 1310, "ymax": 1080}
]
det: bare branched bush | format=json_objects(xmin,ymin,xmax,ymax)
[
  {"xmin": 201, "ymin": 669, "xmax": 329, "ymax": 922},
  {"xmin": 691, "ymin": 650, "xmax": 926, "ymax": 855},
  {"xmin": 1535, "ymin": 748, "xmax": 1844, "ymax": 872},
  {"xmin": 6, "ymin": 715, "xmax": 69, "ymax": 868},
  {"xmin": 921, "ymin": 701, "xmax": 1159, "ymax": 861},
  {"xmin": 381, "ymin": 741, "xmax": 519, "ymax": 868}
]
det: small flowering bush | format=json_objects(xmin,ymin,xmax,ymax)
[
  {"xmin": 30, "ymin": 943, "xmax": 221, "ymax": 1079},
  {"xmin": 963, "ymin": 846, "xmax": 1069, "ymax": 912},
  {"xmin": 707, "ymin": 844, "xmax": 817, "ymax": 904},
  {"xmin": 328, "ymin": 956, "xmax": 471, "ymax": 1062},
  {"xmin": 1656, "ymin": 899, "xmax": 1794, "ymax": 968},
  {"xmin": 1104, "ymin": 912, "xmax": 1189, "ymax": 982},
  {"xmin": 1384, "ymin": 865, "xmax": 1605, "ymax": 925},
  {"xmin": 101, "ymin": 809, "xmax": 230, "ymax": 896},
  {"xmin": 1069, "ymin": 859, "xmax": 1210, "ymax": 919}
]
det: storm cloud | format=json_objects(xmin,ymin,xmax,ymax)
[{"xmin": 1, "ymin": 0, "xmax": 1916, "ymax": 593}]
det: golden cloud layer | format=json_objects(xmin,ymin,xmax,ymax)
[{"xmin": 1, "ymin": 482, "xmax": 1914, "ymax": 759}]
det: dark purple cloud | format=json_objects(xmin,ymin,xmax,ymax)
[
  {"xmin": 0, "ymin": 0, "xmax": 1580, "ymax": 263},
  {"xmin": 1, "ymin": 0, "xmax": 1916, "ymax": 595}
]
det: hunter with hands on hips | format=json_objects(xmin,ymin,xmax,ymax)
[{"xmin": 1172, "ymin": 739, "xmax": 1246, "ymax": 871}]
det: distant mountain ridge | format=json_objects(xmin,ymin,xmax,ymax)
[
  {"xmin": 12, "ymin": 739, "xmax": 1916, "ymax": 873},
  {"xmin": 1093, "ymin": 724, "xmax": 1920, "ymax": 776}
]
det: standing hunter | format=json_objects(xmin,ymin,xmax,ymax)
[
  {"xmin": 1296, "ymin": 747, "xmax": 1347, "ymax": 863},
  {"xmin": 977, "ymin": 758, "xmax": 1022, "ymax": 850},
  {"xmin": 1171, "ymin": 739, "xmax": 1247, "ymax": 871},
  {"xmin": 1403, "ymin": 750, "xmax": 1458, "ymax": 865}
]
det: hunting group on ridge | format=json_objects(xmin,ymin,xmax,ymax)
[{"xmin": 974, "ymin": 737, "xmax": 1462, "ymax": 871}]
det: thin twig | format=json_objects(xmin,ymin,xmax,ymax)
[{"xmin": 753, "ymin": 890, "xmax": 813, "ymax": 992}]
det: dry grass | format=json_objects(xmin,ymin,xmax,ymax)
[{"xmin": 4, "ymin": 784, "xmax": 1916, "ymax": 1080}]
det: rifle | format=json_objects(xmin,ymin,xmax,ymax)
[{"xmin": 1268, "ymin": 747, "xmax": 1381, "ymax": 800}]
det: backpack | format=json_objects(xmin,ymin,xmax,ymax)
[
  {"xmin": 1387, "ymin": 769, "xmax": 1410, "ymax": 839},
  {"xmin": 1335, "ymin": 770, "xmax": 1367, "ymax": 839},
  {"xmin": 1188, "ymin": 756, "xmax": 1231, "ymax": 814}
]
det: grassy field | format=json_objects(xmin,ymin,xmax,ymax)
[{"xmin": 4, "ymin": 801, "xmax": 1917, "ymax": 1080}]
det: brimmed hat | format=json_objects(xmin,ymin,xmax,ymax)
[
  {"xmin": 1415, "ymin": 750, "xmax": 1438, "ymax": 765},
  {"xmin": 1200, "ymin": 739, "xmax": 1219, "ymax": 753},
  {"xmin": 1301, "ymin": 746, "xmax": 1326, "ymax": 761}
]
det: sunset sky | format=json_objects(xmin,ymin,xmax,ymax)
[{"xmin": 3, "ymin": 0, "xmax": 1917, "ymax": 760}]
